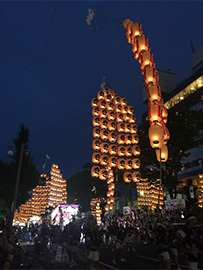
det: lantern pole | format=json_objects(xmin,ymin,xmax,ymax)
[{"xmin": 157, "ymin": 148, "xmax": 162, "ymax": 209}]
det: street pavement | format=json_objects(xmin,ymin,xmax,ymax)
[{"xmin": 21, "ymin": 241, "xmax": 203, "ymax": 270}]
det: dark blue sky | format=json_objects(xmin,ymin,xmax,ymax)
[{"xmin": 0, "ymin": 1, "xmax": 203, "ymax": 180}]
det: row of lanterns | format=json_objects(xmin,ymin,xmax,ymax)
[
  {"xmin": 122, "ymin": 19, "xmax": 169, "ymax": 162},
  {"xmin": 91, "ymin": 88, "xmax": 141, "ymax": 214}
]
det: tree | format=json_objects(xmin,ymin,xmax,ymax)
[
  {"xmin": 0, "ymin": 124, "xmax": 39, "ymax": 211},
  {"xmin": 66, "ymin": 163, "xmax": 107, "ymax": 212},
  {"xmin": 138, "ymin": 108, "xmax": 203, "ymax": 199}
]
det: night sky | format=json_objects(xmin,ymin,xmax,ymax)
[{"xmin": 1, "ymin": 1, "xmax": 203, "ymax": 180}]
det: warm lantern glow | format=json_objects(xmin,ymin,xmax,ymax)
[
  {"xmin": 93, "ymin": 127, "xmax": 101, "ymax": 138},
  {"xmin": 99, "ymin": 169, "xmax": 108, "ymax": 180},
  {"xmin": 92, "ymin": 153, "xmax": 101, "ymax": 164},
  {"xmin": 117, "ymin": 145, "xmax": 126, "ymax": 156},
  {"xmin": 109, "ymin": 144, "xmax": 117, "ymax": 155},
  {"xmin": 117, "ymin": 158, "xmax": 126, "ymax": 170},
  {"xmin": 92, "ymin": 139, "xmax": 101, "ymax": 151},
  {"xmin": 144, "ymin": 66, "xmax": 159, "ymax": 86},
  {"xmin": 132, "ymin": 158, "xmax": 141, "ymax": 169},
  {"xmin": 100, "ymin": 142, "xmax": 109, "ymax": 153},
  {"xmin": 148, "ymin": 124, "xmax": 164, "ymax": 149},
  {"xmin": 148, "ymin": 104, "xmax": 162, "ymax": 124},
  {"xmin": 147, "ymin": 85, "xmax": 162, "ymax": 103},
  {"xmin": 123, "ymin": 172, "xmax": 133, "ymax": 183},
  {"xmin": 156, "ymin": 144, "xmax": 168, "ymax": 162}
]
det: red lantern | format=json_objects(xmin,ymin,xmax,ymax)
[
  {"xmin": 123, "ymin": 172, "xmax": 132, "ymax": 183},
  {"xmin": 144, "ymin": 67, "xmax": 159, "ymax": 87},
  {"xmin": 148, "ymin": 104, "xmax": 162, "ymax": 124},
  {"xmin": 132, "ymin": 158, "xmax": 141, "ymax": 169},
  {"xmin": 109, "ymin": 145, "xmax": 117, "ymax": 155},
  {"xmin": 139, "ymin": 49, "xmax": 154, "ymax": 74},
  {"xmin": 132, "ymin": 145, "xmax": 141, "ymax": 156},
  {"xmin": 162, "ymin": 106, "xmax": 168, "ymax": 123},
  {"xmin": 132, "ymin": 40, "xmax": 139, "ymax": 60},
  {"xmin": 117, "ymin": 145, "xmax": 126, "ymax": 156},
  {"xmin": 132, "ymin": 172, "xmax": 141, "ymax": 183},
  {"xmin": 91, "ymin": 97, "xmax": 99, "ymax": 107},
  {"xmin": 100, "ymin": 130, "xmax": 109, "ymax": 141},
  {"xmin": 91, "ymin": 166, "xmax": 100, "ymax": 178},
  {"xmin": 108, "ymin": 131, "xmax": 117, "ymax": 143},
  {"xmin": 147, "ymin": 85, "xmax": 162, "ymax": 104},
  {"xmin": 107, "ymin": 121, "xmax": 116, "ymax": 131},
  {"xmin": 163, "ymin": 126, "xmax": 170, "ymax": 144},
  {"xmin": 92, "ymin": 139, "xmax": 101, "ymax": 151},
  {"xmin": 92, "ymin": 116, "xmax": 100, "ymax": 127},
  {"xmin": 93, "ymin": 127, "xmax": 101, "ymax": 138},
  {"xmin": 131, "ymin": 22, "xmax": 143, "ymax": 38},
  {"xmin": 92, "ymin": 153, "xmax": 101, "ymax": 164},
  {"xmin": 117, "ymin": 159, "xmax": 125, "ymax": 170},
  {"xmin": 137, "ymin": 34, "xmax": 149, "ymax": 54},
  {"xmin": 100, "ymin": 142, "xmax": 109, "ymax": 153},
  {"xmin": 117, "ymin": 134, "xmax": 125, "ymax": 144}
]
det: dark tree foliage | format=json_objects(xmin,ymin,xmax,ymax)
[
  {"xmin": 138, "ymin": 108, "xmax": 203, "ymax": 199},
  {"xmin": 66, "ymin": 164, "xmax": 107, "ymax": 212},
  {"xmin": 0, "ymin": 124, "xmax": 39, "ymax": 211}
]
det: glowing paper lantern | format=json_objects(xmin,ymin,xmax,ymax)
[
  {"xmin": 92, "ymin": 139, "xmax": 101, "ymax": 151},
  {"xmin": 117, "ymin": 134, "xmax": 125, "ymax": 144},
  {"xmin": 127, "ymin": 106, "xmax": 134, "ymax": 114},
  {"xmin": 163, "ymin": 126, "xmax": 170, "ymax": 144},
  {"xmin": 147, "ymin": 85, "xmax": 162, "ymax": 104},
  {"xmin": 117, "ymin": 159, "xmax": 125, "ymax": 170},
  {"xmin": 91, "ymin": 97, "xmax": 99, "ymax": 107},
  {"xmin": 125, "ymin": 123, "xmax": 131, "ymax": 133},
  {"xmin": 144, "ymin": 67, "xmax": 159, "ymax": 87},
  {"xmin": 132, "ymin": 145, "xmax": 141, "ymax": 156},
  {"xmin": 116, "ymin": 113, "xmax": 124, "ymax": 122},
  {"xmin": 93, "ymin": 127, "xmax": 101, "ymax": 138},
  {"xmin": 113, "ymin": 96, "xmax": 120, "ymax": 105},
  {"xmin": 132, "ymin": 134, "xmax": 139, "ymax": 144},
  {"xmin": 92, "ymin": 116, "xmax": 100, "ymax": 127},
  {"xmin": 92, "ymin": 153, "xmax": 101, "ymax": 164},
  {"xmin": 125, "ymin": 146, "xmax": 132, "ymax": 156},
  {"xmin": 106, "ymin": 102, "xmax": 114, "ymax": 111},
  {"xmin": 117, "ymin": 123, "xmax": 126, "ymax": 133},
  {"xmin": 137, "ymin": 34, "xmax": 149, "ymax": 54},
  {"xmin": 98, "ymin": 100, "xmax": 106, "ymax": 109},
  {"xmin": 108, "ymin": 131, "xmax": 117, "ymax": 143},
  {"xmin": 107, "ymin": 111, "xmax": 116, "ymax": 121},
  {"xmin": 156, "ymin": 144, "xmax": 168, "ymax": 162},
  {"xmin": 100, "ymin": 142, "xmax": 109, "ymax": 153},
  {"xmin": 120, "ymin": 97, "xmax": 127, "ymax": 106},
  {"xmin": 115, "ymin": 104, "xmax": 122, "ymax": 113},
  {"xmin": 91, "ymin": 166, "xmax": 100, "ymax": 178},
  {"xmin": 123, "ymin": 172, "xmax": 133, "ymax": 183},
  {"xmin": 97, "ymin": 91, "xmax": 105, "ymax": 100},
  {"xmin": 132, "ymin": 172, "xmax": 141, "ymax": 183},
  {"xmin": 100, "ymin": 130, "xmax": 109, "ymax": 141},
  {"xmin": 107, "ymin": 176, "xmax": 114, "ymax": 185},
  {"xmin": 109, "ymin": 145, "xmax": 117, "ymax": 155},
  {"xmin": 117, "ymin": 145, "xmax": 126, "ymax": 156},
  {"xmin": 132, "ymin": 158, "xmax": 141, "ymax": 169},
  {"xmin": 92, "ymin": 106, "xmax": 100, "ymax": 116},
  {"xmin": 100, "ymin": 108, "xmax": 108, "ymax": 118},
  {"xmin": 107, "ymin": 121, "xmax": 116, "ymax": 131},
  {"xmin": 148, "ymin": 104, "xmax": 162, "ymax": 124},
  {"xmin": 99, "ymin": 169, "xmax": 108, "ymax": 180},
  {"xmin": 100, "ymin": 119, "xmax": 108, "ymax": 129},
  {"xmin": 131, "ymin": 22, "xmax": 143, "ymax": 38},
  {"xmin": 100, "ymin": 155, "xmax": 109, "ymax": 166},
  {"xmin": 131, "ymin": 124, "xmax": 138, "ymax": 134},
  {"xmin": 125, "ymin": 133, "xmax": 132, "ymax": 145},
  {"xmin": 125, "ymin": 159, "xmax": 133, "ymax": 170},
  {"xmin": 148, "ymin": 124, "xmax": 164, "ymax": 149},
  {"xmin": 108, "ymin": 156, "xmax": 117, "ymax": 167}
]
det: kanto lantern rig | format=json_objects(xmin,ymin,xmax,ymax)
[{"xmin": 91, "ymin": 88, "xmax": 141, "ymax": 215}]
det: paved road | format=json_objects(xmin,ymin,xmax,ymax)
[{"xmin": 21, "ymin": 241, "xmax": 203, "ymax": 270}]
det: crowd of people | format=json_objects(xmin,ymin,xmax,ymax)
[{"xmin": 0, "ymin": 207, "xmax": 203, "ymax": 270}]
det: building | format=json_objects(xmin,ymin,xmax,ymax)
[{"xmin": 13, "ymin": 163, "xmax": 67, "ymax": 225}]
